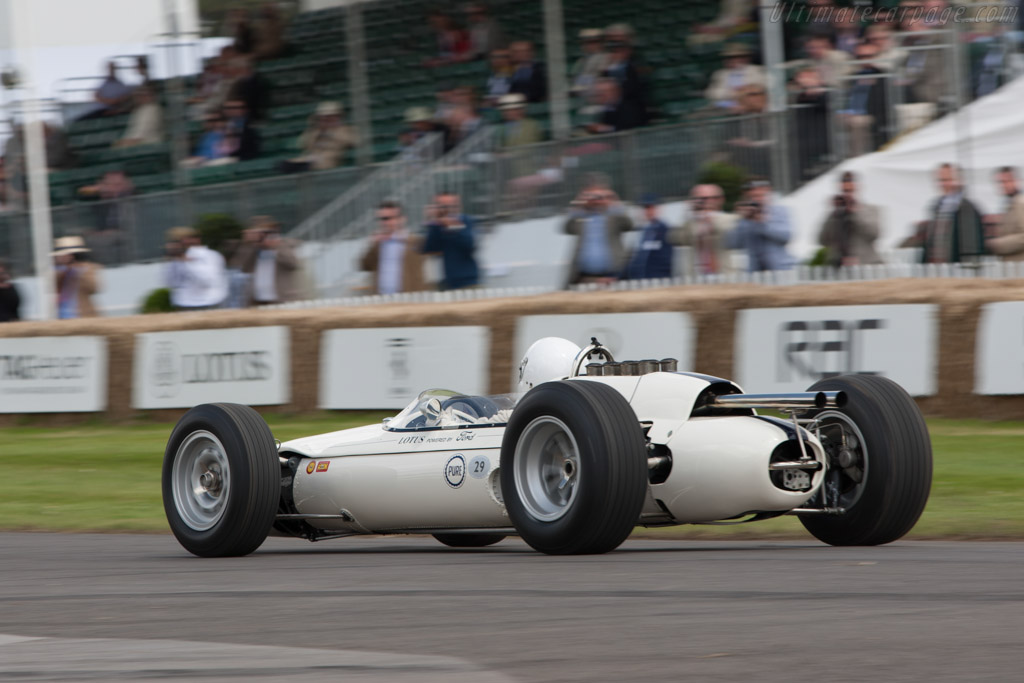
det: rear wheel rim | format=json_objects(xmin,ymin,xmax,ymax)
[
  {"xmin": 514, "ymin": 416, "xmax": 580, "ymax": 522},
  {"xmin": 815, "ymin": 411, "xmax": 869, "ymax": 510},
  {"xmin": 172, "ymin": 430, "xmax": 231, "ymax": 531}
]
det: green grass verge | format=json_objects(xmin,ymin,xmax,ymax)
[{"xmin": 1, "ymin": 417, "xmax": 1022, "ymax": 539}]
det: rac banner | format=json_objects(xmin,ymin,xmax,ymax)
[{"xmin": 735, "ymin": 305, "xmax": 938, "ymax": 396}]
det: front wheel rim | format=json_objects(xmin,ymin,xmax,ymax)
[
  {"xmin": 172, "ymin": 430, "xmax": 231, "ymax": 531},
  {"xmin": 514, "ymin": 416, "xmax": 581, "ymax": 522}
]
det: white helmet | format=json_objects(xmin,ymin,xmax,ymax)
[{"xmin": 517, "ymin": 337, "xmax": 581, "ymax": 393}]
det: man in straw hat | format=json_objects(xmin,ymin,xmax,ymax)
[
  {"xmin": 52, "ymin": 236, "xmax": 102, "ymax": 319},
  {"xmin": 164, "ymin": 226, "xmax": 228, "ymax": 311},
  {"xmin": 282, "ymin": 101, "xmax": 358, "ymax": 173},
  {"xmin": 497, "ymin": 93, "xmax": 541, "ymax": 148},
  {"xmin": 704, "ymin": 42, "xmax": 764, "ymax": 112}
]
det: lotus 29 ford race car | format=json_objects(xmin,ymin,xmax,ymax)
[{"xmin": 162, "ymin": 337, "xmax": 933, "ymax": 557}]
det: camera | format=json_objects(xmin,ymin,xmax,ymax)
[{"xmin": 833, "ymin": 195, "xmax": 849, "ymax": 210}]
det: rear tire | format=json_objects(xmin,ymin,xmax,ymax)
[
  {"xmin": 500, "ymin": 381, "xmax": 648, "ymax": 555},
  {"xmin": 800, "ymin": 375, "xmax": 932, "ymax": 546},
  {"xmin": 432, "ymin": 533, "xmax": 506, "ymax": 548},
  {"xmin": 162, "ymin": 403, "xmax": 280, "ymax": 557}
]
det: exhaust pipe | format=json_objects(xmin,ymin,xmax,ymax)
[{"xmin": 709, "ymin": 391, "xmax": 847, "ymax": 411}]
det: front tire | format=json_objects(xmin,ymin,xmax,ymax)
[
  {"xmin": 800, "ymin": 375, "xmax": 932, "ymax": 546},
  {"xmin": 500, "ymin": 381, "xmax": 648, "ymax": 555},
  {"xmin": 162, "ymin": 403, "xmax": 280, "ymax": 557}
]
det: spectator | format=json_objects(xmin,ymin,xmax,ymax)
[
  {"xmin": 705, "ymin": 43, "xmax": 765, "ymax": 111},
  {"xmin": 252, "ymin": 3, "xmax": 288, "ymax": 61},
  {"xmin": 446, "ymin": 104, "xmax": 483, "ymax": 149},
  {"xmin": 230, "ymin": 216, "xmax": 304, "ymax": 306},
  {"xmin": 509, "ymin": 41, "xmax": 547, "ymax": 103},
  {"xmin": 0, "ymin": 260, "xmax": 20, "ymax": 322},
  {"xmin": 224, "ymin": 8, "xmax": 254, "ymax": 55},
  {"xmin": 282, "ymin": 101, "xmax": 358, "ymax": 172},
  {"xmin": 831, "ymin": 10, "xmax": 863, "ymax": 56},
  {"xmin": 585, "ymin": 78, "xmax": 646, "ymax": 134},
  {"xmin": 903, "ymin": 163, "xmax": 986, "ymax": 264},
  {"xmin": 423, "ymin": 192, "xmax": 480, "ymax": 290},
  {"xmin": 226, "ymin": 57, "xmax": 269, "ymax": 122},
  {"xmin": 571, "ymin": 29, "xmax": 610, "ymax": 99},
  {"xmin": 818, "ymin": 171, "xmax": 882, "ymax": 267},
  {"xmin": 497, "ymin": 93, "xmax": 542, "ymax": 147},
  {"xmin": 192, "ymin": 47, "xmax": 239, "ymax": 120},
  {"xmin": 78, "ymin": 169, "xmax": 135, "ymax": 265},
  {"xmin": 82, "ymin": 61, "xmax": 133, "ymax": 119},
  {"xmin": 791, "ymin": 66, "xmax": 830, "ymax": 178},
  {"xmin": 424, "ymin": 10, "xmax": 469, "ymax": 67},
  {"xmin": 135, "ymin": 55, "xmax": 154, "ymax": 90},
  {"xmin": 464, "ymin": 3, "xmax": 505, "ymax": 61},
  {"xmin": 53, "ymin": 236, "xmax": 102, "ymax": 319},
  {"xmin": 986, "ymin": 167, "xmax": 1024, "ymax": 261},
  {"xmin": 624, "ymin": 194, "xmax": 673, "ymax": 280},
  {"xmin": 113, "ymin": 86, "xmax": 163, "ymax": 148},
  {"xmin": 725, "ymin": 85, "xmax": 774, "ymax": 178},
  {"xmin": 563, "ymin": 178, "xmax": 634, "ymax": 285},
  {"xmin": 484, "ymin": 48, "xmax": 514, "ymax": 107},
  {"xmin": 838, "ymin": 39, "xmax": 890, "ymax": 157},
  {"xmin": 399, "ymin": 107, "xmax": 446, "ymax": 159},
  {"xmin": 898, "ymin": 0, "xmax": 949, "ymax": 109},
  {"xmin": 864, "ymin": 22, "xmax": 904, "ymax": 72},
  {"xmin": 360, "ymin": 200, "xmax": 426, "ymax": 295},
  {"xmin": 727, "ymin": 179, "xmax": 794, "ymax": 271},
  {"xmin": 221, "ymin": 100, "xmax": 261, "ymax": 161},
  {"xmin": 164, "ymin": 226, "xmax": 229, "ymax": 311},
  {"xmin": 182, "ymin": 113, "xmax": 229, "ymax": 167},
  {"xmin": 602, "ymin": 25, "xmax": 647, "ymax": 118},
  {"xmin": 671, "ymin": 184, "xmax": 737, "ymax": 276},
  {"xmin": 803, "ymin": 33, "xmax": 850, "ymax": 89},
  {"xmin": 691, "ymin": 0, "xmax": 758, "ymax": 46}
]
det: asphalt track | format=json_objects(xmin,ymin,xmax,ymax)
[{"xmin": 1, "ymin": 534, "xmax": 1022, "ymax": 682}]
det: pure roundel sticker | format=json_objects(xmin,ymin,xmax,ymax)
[
  {"xmin": 445, "ymin": 454, "xmax": 466, "ymax": 488},
  {"xmin": 306, "ymin": 461, "xmax": 316, "ymax": 474}
]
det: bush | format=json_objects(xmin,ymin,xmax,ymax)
[
  {"xmin": 195, "ymin": 213, "xmax": 243, "ymax": 256},
  {"xmin": 141, "ymin": 288, "xmax": 173, "ymax": 314},
  {"xmin": 697, "ymin": 162, "xmax": 748, "ymax": 212}
]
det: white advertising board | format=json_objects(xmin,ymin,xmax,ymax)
[
  {"xmin": 736, "ymin": 305, "xmax": 938, "ymax": 396},
  {"xmin": 133, "ymin": 327, "xmax": 290, "ymax": 409},
  {"xmin": 975, "ymin": 301, "xmax": 1024, "ymax": 395},
  {"xmin": 0, "ymin": 336, "xmax": 107, "ymax": 413},
  {"xmin": 514, "ymin": 312, "xmax": 696, "ymax": 384},
  {"xmin": 320, "ymin": 327, "xmax": 491, "ymax": 409}
]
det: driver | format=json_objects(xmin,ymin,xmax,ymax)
[{"xmin": 517, "ymin": 337, "xmax": 582, "ymax": 392}]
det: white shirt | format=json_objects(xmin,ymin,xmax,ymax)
[
  {"xmin": 252, "ymin": 249, "xmax": 278, "ymax": 303},
  {"xmin": 122, "ymin": 103, "xmax": 163, "ymax": 145},
  {"xmin": 378, "ymin": 233, "xmax": 407, "ymax": 295},
  {"xmin": 168, "ymin": 245, "xmax": 228, "ymax": 308}
]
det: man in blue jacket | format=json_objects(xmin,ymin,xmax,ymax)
[
  {"xmin": 423, "ymin": 192, "xmax": 480, "ymax": 290},
  {"xmin": 727, "ymin": 178, "xmax": 793, "ymax": 272},
  {"xmin": 624, "ymin": 194, "xmax": 673, "ymax": 280}
]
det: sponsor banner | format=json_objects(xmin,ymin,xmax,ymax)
[
  {"xmin": 0, "ymin": 336, "xmax": 107, "ymax": 413},
  {"xmin": 320, "ymin": 327, "xmax": 490, "ymax": 409},
  {"xmin": 513, "ymin": 312, "xmax": 696, "ymax": 384},
  {"xmin": 975, "ymin": 301, "xmax": 1024, "ymax": 395},
  {"xmin": 133, "ymin": 327, "xmax": 290, "ymax": 409},
  {"xmin": 735, "ymin": 305, "xmax": 938, "ymax": 396}
]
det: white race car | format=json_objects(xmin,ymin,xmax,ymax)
[{"xmin": 162, "ymin": 338, "xmax": 932, "ymax": 557}]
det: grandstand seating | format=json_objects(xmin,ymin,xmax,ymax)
[{"xmin": 50, "ymin": 0, "xmax": 731, "ymax": 207}]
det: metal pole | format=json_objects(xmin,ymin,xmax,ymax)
[
  {"xmin": 164, "ymin": 0, "xmax": 190, "ymax": 189},
  {"xmin": 759, "ymin": 1, "xmax": 790, "ymax": 190},
  {"xmin": 542, "ymin": 0, "xmax": 571, "ymax": 141},
  {"xmin": 345, "ymin": 1, "xmax": 373, "ymax": 167},
  {"xmin": 10, "ymin": 2, "xmax": 56, "ymax": 319}
]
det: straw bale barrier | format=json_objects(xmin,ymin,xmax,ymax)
[{"xmin": 2, "ymin": 278, "xmax": 1023, "ymax": 424}]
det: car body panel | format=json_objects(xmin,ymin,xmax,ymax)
[{"xmin": 279, "ymin": 372, "xmax": 826, "ymax": 533}]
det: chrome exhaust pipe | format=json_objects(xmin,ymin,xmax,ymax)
[{"xmin": 709, "ymin": 391, "xmax": 847, "ymax": 411}]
